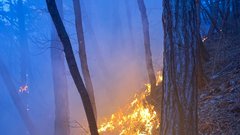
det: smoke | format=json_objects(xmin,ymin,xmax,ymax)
[{"xmin": 0, "ymin": 0, "xmax": 163, "ymax": 134}]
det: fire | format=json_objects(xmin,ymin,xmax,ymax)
[
  {"xmin": 202, "ymin": 36, "xmax": 208, "ymax": 42},
  {"xmin": 19, "ymin": 74, "xmax": 29, "ymax": 93},
  {"xmin": 98, "ymin": 72, "xmax": 162, "ymax": 135},
  {"xmin": 156, "ymin": 71, "xmax": 163, "ymax": 86},
  {"xmin": 19, "ymin": 85, "xmax": 29, "ymax": 93}
]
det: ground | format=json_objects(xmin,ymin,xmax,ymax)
[{"xmin": 199, "ymin": 33, "xmax": 240, "ymax": 135}]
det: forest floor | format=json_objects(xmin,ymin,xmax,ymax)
[{"xmin": 199, "ymin": 33, "xmax": 240, "ymax": 135}]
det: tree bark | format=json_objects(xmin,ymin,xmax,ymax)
[
  {"xmin": 46, "ymin": 0, "xmax": 99, "ymax": 134},
  {"xmin": 137, "ymin": 0, "xmax": 156, "ymax": 90},
  {"xmin": 51, "ymin": 0, "xmax": 70, "ymax": 135},
  {"xmin": 160, "ymin": 0, "xmax": 199, "ymax": 135},
  {"xmin": 72, "ymin": 0, "xmax": 97, "ymax": 120},
  {"xmin": 0, "ymin": 59, "xmax": 40, "ymax": 135}
]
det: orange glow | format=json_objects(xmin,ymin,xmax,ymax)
[
  {"xmin": 156, "ymin": 71, "xmax": 163, "ymax": 86},
  {"xmin": 98, "ymin": 72, "xmax": 162, "ymax": 135},
  {"xmin": 19, "ymin": 85, "xmax": 29, "ymax": 93}
]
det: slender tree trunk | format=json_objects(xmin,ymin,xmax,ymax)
[
  {"xmin": 0, "ymin": 59, "xmax": 40, "ymax": 135},
  {"xmin": 51, "ymin": 0, "xmax": 70, "ymax": 134},
  {"xmin": 80, "ymin": 1, "xmax": 113, "ymax": 102},
  {"xmin": 160, "ymin": 0, "xmax": 199, "ymax": 134},
  {"xmin": 72, "ymin": 0, "xmax": 97, "ymax": 120},
  {"xmin": 80, "ymin": 0, "xmax": 110, "ymax": 80},
  {"xmin": 137, "ymin": 0, "xmax": 156, "ymax": 90},
  {"xmin": 46, "ymin": 0, "xmax": 98, "ymax": 134}
]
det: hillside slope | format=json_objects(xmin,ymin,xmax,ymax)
[{"xmin": 199, "ymin": 33, "xmax": 240, "ymax": 135}]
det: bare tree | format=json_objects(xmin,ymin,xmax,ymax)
[
  {"xmin": 137, "ymin": 0, "xmax": 156, "ymax": 90},
  {"xmin": 46, "ymin": 0, "xmax": 98, "ymax": 134},
  {"xmin": 50, "ymin": 0, "xmax": 70, "ymax": 134},
  {"xmin": 160, "ymin": 0, "xmax": 199, "ymax": 134},
  {"xmin": 72, "ymin": 0, "xmax": 97, "ymax": 119}
]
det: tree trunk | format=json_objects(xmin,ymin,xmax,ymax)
[
  {"xmin": 0, "ymin": 59, "xmax": 40, "ymax": 135},
  {"xmin": 80, "ymin": 0, "xmax": 110, "ymax": 81},
  {"xmin": 160, "ymin": 0, "xmax": 199, "ymax": 134},
  {"xmin": 197, "ymin": 1, "xmax": 209, "ymax": 88},
  {"xmin": 51, "ymin": 0, "xmax": 70, "ymax": 135},
  {"xmin": 137, "ymin": 0, "xmax": 156, "ymax": 90},
  {"xmin": 80, "ymin": 1, "xmax": 113, "ymax": 101},
  {"xmin": 72, "ymin": 0, "xmax": 97, "ymax": 120},
  {"xmin": 46, "ymin": 0, "xmax": 99, "ymax": 134}
]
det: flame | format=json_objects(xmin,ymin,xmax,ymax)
[
  {"xmin": 156, "ymin": 71, "xmax": 163, "ymax": 86},
  {"xmin": 98, "ymin": 72, "xmax": 162, "ymax": 135},
  {"xmin": 202, "ymin": 36, "xmax": 208, "ymax": 42},
  {"xmin": 19, "ymin": 85, "xmax": 29, "ymax": 93}
]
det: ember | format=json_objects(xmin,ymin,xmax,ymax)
[{"xmin": 19, "ymin": 85, "xmax": 29, "ymax": 93}]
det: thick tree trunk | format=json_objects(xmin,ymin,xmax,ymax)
[
  {"xmin": 137, "ymin": 0, "xmax": 156, "ymax": 90},
  {"xmin": 0, "ymin": 59, "xmax": 40, "ymax": 135},
  {"xmin": 51, "ymin": 0, "xmax": 70, "ymax": 135},
  {"xmin": 160, "ymin": 0, "xmax": 199, "ymax": 135},
  {"xmin": 72, "ymin": 0, "xmax": 97, "ymax": 120},
  {"xmin": 46, "ymin": 0, "xmax": 98, "ymax": 134}
]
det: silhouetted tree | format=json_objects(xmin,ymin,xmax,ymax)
[
  {"xmin": 137, "ymin": 0, "xmax": 156, "ymax": 91},
  {"xmin": 46, "ymin": 0, "xmax": 99, "ymax": 134},
  {"xmin": 72, "ymin": 0, "xmax": 97, "ymax": 119},
  {"xmin": 160, "ymin": 0, "xmax": 199, "ymax": 134},
  {"xmin": 50, "ymin": 0, "xmax": 70, "ymax": 135},
  {"xmin": 80, "ymin": 0, "xmax": 110, "ymax": 83}
]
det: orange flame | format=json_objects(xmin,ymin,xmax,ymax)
[
  {"xmin": 98, "ymin": 72, "xmax": 162, "ymax": 135},
  {"xmin": 19, "ymin": 85, "xmax": 29, "ymax": 93}
]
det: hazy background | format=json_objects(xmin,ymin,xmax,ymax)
[{"xmin": 0, "ymin": 0, "xmax": 163, "ymax": 134}]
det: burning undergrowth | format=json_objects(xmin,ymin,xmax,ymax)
[{"xmin": 98, "ymin": 72, "xmax": 162, "ymax": 135}]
